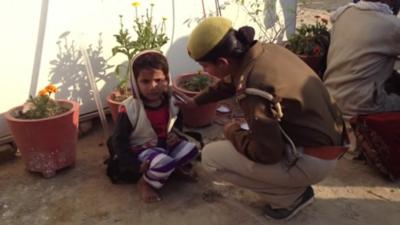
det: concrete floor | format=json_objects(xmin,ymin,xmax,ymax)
[{"xmin": 1, "ymin": 117, "xmax": 400, "ymax": 225}]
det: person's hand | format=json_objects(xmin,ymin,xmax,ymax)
[
  {"xmin": 167, "ymin": 132, "xmax": 180, "ymax": 147},
  {"xmin": 140, "ymin": 160, "xmax": 150, "ymax": 173},
  {"xmin": 223, "ymin": 121, "xmax": 240, "ymax": 137},
  {"xmin": 172, "ymin": 87, "xmax": 198, "ymax": 109}
]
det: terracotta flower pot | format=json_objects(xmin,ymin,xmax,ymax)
[
  {"xmin": 107, "ymin": 90, "xmax": 132, "ymax": 122},
  {"xmin": 173, "ymin": 73, "xmax": 219, "ymax": 128},
  {"xmin": 5, "ymin": 100, "xmax": 80, "ymax": 177},
  {"xmin": 107, "ymin": 93, "xmax": 122, "ymax": 122}
]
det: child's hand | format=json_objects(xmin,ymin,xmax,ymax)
[
  {"xmin": 167, "ymin": 132, "xmax": 180, "ymax": 147},
  {"xmin": 140, "ymin": 160, "xmax": 150, "ymax": 173}
]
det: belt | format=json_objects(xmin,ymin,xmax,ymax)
[{"xmin": 303, "ymin": 146, "xmax": 347, "ymax": 160}]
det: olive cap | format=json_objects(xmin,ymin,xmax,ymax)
[{"xmin": 187, "ymin": 17, "xmax": 232, "ymax": 60}]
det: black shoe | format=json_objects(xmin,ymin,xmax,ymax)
[{"xmin": 263, "ymin": 186, "xmax": 314, "ymax": 220}]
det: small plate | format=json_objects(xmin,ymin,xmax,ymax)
[
  {"xmin": 240, "ymin": 122, "xmax": 249, "ymax": 130},
  {"xmin": 216, "ymin": 105, "xmax": 231, "ymax": 113}
]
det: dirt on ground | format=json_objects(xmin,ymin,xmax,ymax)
[{"xmin": 1, "ymin": 115, "xmax": 399, "ymax": 225}]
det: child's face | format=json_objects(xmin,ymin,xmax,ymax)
[{"xmin": 137, "ymin": 68, "xmax": 168, "ymax": 102}]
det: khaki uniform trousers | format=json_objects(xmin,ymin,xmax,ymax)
[{"xmin": 202, "ymin": 140, "xmax": 337, "ymax": 209}]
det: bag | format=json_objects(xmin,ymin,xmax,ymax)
[
  {"xmin": 104, "ymin": 137, "xmax": 142, "ymax": 184},
  {"xmin": 350, "ymin": 112, "xmax": 400, "ymax": 181}
]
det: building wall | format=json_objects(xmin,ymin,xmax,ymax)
[{"xmin": 0, "ymin": 0, "xmax": 291, "ymax": 138}]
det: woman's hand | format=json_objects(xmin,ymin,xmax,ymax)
[
  {"xmin": 223, "ymin": 121, "xmax": 240, "ymax": 137},
  {"xmin": 172, "ymin": 87, "xmax": 198, "ymax": 108}
]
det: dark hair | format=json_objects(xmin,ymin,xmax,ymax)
[
  {"xmin": 197, "ymin": 26, "xmax": 256, "ymax": 62},
  {"xmin": 132, "ymin": 52, "xmax": 169, "ymax": 78},
  {"xmin": 393, "ymin": 0, "xmax": 400, "ymax": 15}
]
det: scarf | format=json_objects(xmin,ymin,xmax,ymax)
[{"xmin": 331, "ymin": 1, "xmax": 393, "ymax": 23}]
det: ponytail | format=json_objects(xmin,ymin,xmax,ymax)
[
  {"xmin": 230, "ymin": 26, "xmax": 256, "ymax": 57},
  {"xmin": 197, "ymin": 26, "xmax": 256, "ymax": 62}
]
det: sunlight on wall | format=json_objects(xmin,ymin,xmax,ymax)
[
  {"xmin": 0, "ymin": 1, "xmax": 41, "ymax": 111},
  {"xmin": 0, "ymin": 0, "xmax": 278, "ymax": 138}
]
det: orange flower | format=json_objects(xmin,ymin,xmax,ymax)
[
  {"xmin": 45, "ymin": 84, "xmax": 58, "ymax": 93},
  {"xmin": 313, "ymin": 45, "xmax": 321, "ymax": 56},
  {"xmin": 321, "ymin": 18, "xmax": 328, "ymax": 24},
  {"xmin": 39, "ymin": 89, "xmax": 49, "ymax": 96}
]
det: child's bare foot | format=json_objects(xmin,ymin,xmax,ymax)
[{"xmin": 138, "ymin": 177, "xmax": 161, "ymax": 203}]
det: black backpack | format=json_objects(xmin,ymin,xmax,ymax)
[{"xmin": 104, "ymin": 137, "xmax": 142, "ymax": 184}]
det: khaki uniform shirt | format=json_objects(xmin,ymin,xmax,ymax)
[{"xmin": 195, "ymin": 42, "xmax": 344, "ymax": 164}]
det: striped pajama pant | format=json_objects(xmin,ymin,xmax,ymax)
[{"xmin": 137, "ymin": 140, "xmax": 198, "ymax": 189}]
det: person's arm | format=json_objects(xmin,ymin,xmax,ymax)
[
  {"xmin": 224, "ymin": 98, "xmax": 285, "ymax": 164},
  {"xmin": 194, "ymin": 78, "xmax": 236, "ymax": 105}
]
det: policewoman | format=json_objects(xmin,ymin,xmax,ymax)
[{"xmin": 174, "ymin": 17, "xmax": 346, "ymax": 220}]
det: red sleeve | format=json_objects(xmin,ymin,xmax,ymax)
[{"xmin": 119, "ymin": 105, "xmax": 127, "ymax": 113}]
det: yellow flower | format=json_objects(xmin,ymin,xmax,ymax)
[
  {"xmin": 39, "ymin": 89, "xmax": 49, "ymax": 96},
  {"xmin": 131, "ymin": 1, "xmax": 140, "ymax": 7},
  {"xmin": 45, "ymin": 84, "xmax": 58, "ymax": 93}
]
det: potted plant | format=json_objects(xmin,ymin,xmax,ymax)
[
  {"xmin": 108, "ymin": 1, "xmax": 169, "ymax": 121},
  {"xmin": 285, "ymin": 16, "xmax": 330, "ymax": 78},
  {"xmin": 4, "ymin": 84, "xmax": 79, "ymax": 177},
  {"xmin": 173, "ymin": 71, "xmax": 219, "ymax": 128}
]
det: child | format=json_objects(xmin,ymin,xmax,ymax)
[{"xmin": 109, "ymin": 50, "xmax": 199, "ymax": 203}]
